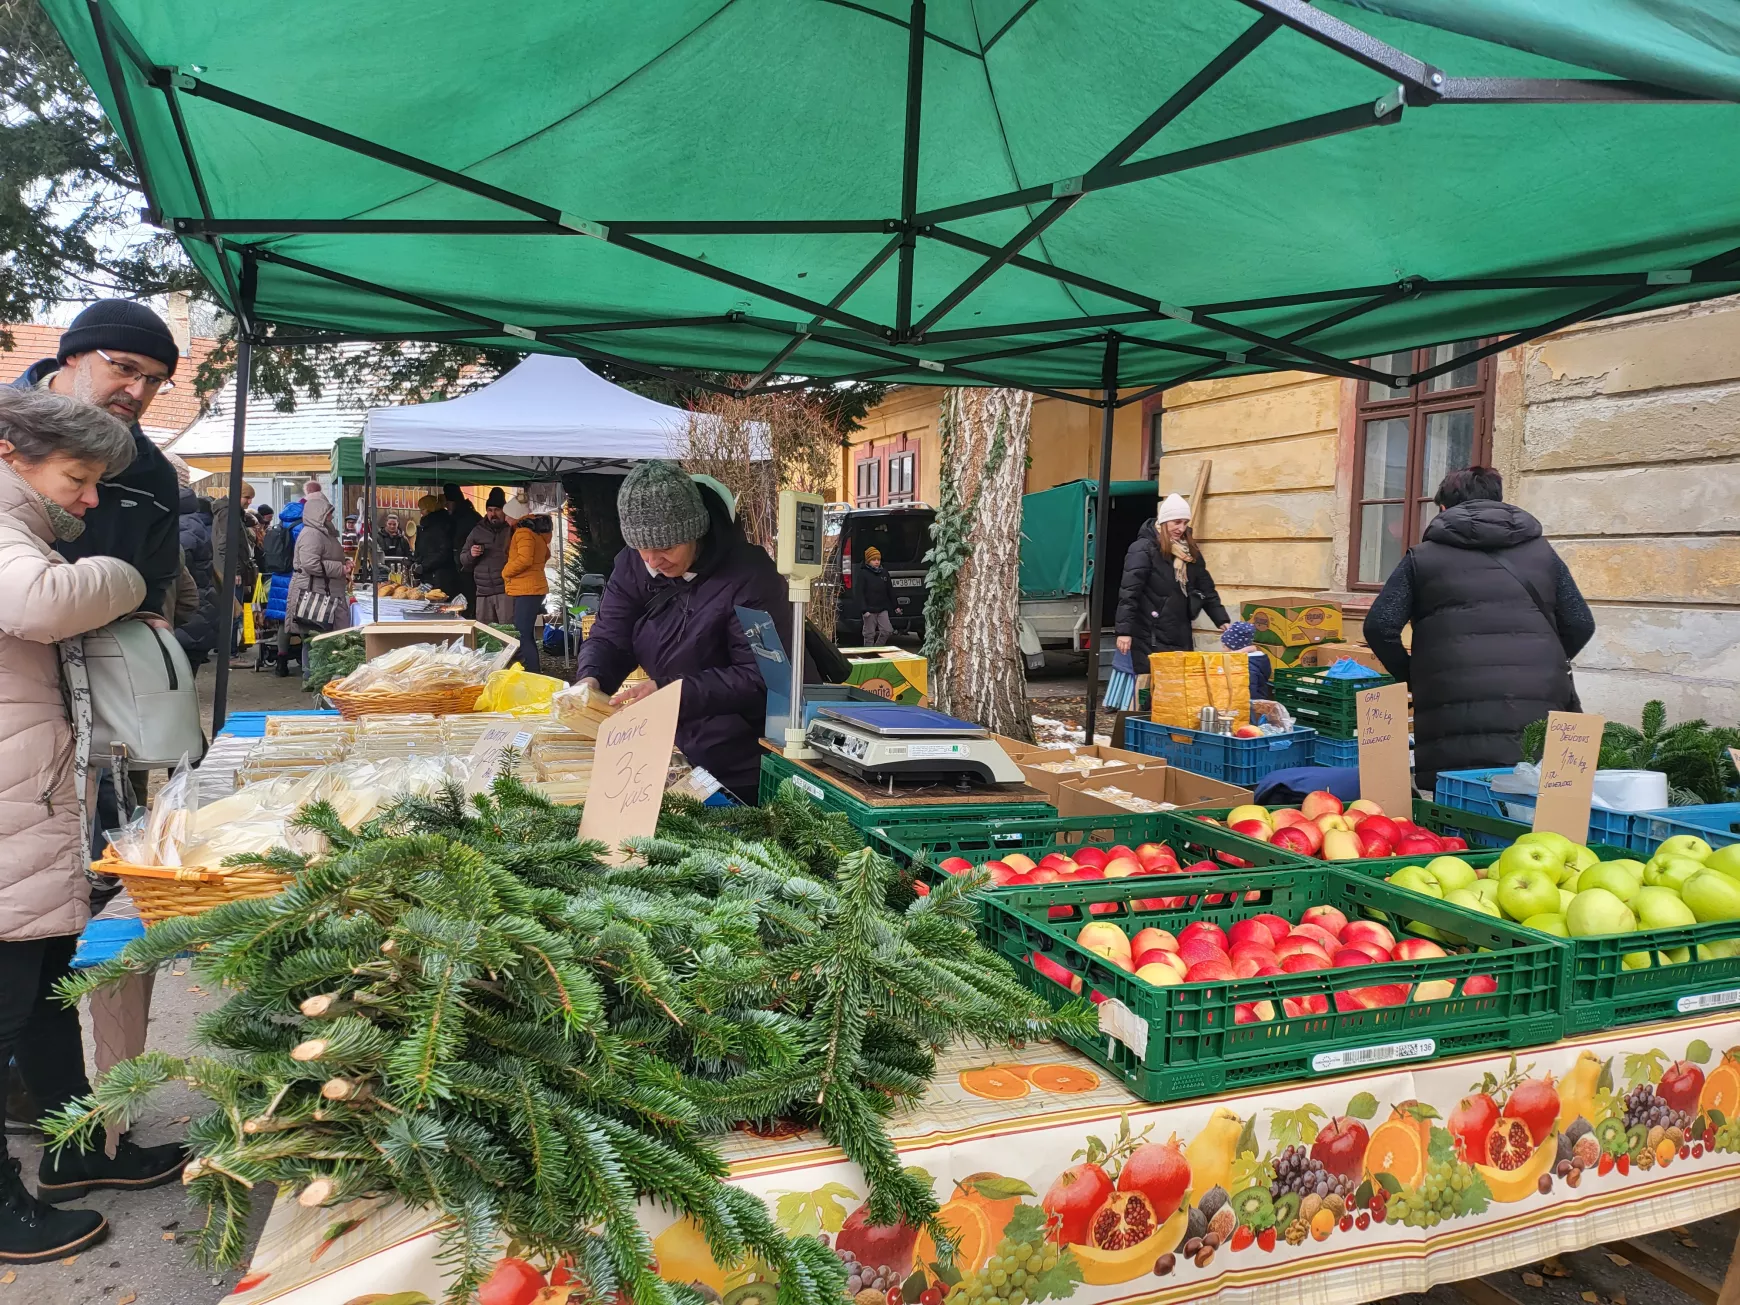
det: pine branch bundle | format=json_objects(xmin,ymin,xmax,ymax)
[{"xmin": 50, "ymin": 780, "xmax": 1087, "ymax": 1304}]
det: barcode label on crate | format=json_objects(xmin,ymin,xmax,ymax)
[
  {"xmin": 1677, "ymin": 989, "xmax": 1740, "ymax": 1014},
  {"xmin": 1312, "ymin": 1038, "xmax": 1434, "ymax": 1074},
  {"xmin": 791, "ymin": 776, "xmax": 825, "ymax": 802},
  {"xmin": 1098, "ymin": 998, "xmax": 1150, "ymax": 1061}
]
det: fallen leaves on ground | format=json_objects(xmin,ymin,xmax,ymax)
[
  {"xmin": 117, "ymin": 1294, "xmax": 136, "ymax": 1304},
  {"xmin": 1521, "ymin": 1272, "xmax": 1545, "ymax": 1288},
  {"xmin": 0, "ymin": 1270, "xmax": 14, "ymax": 1284},
  {"xmin": 1542, "ymin": 1258, "xmax": 1571, "ymax": 1277},
  {"xmin": 1605, "ymin": 1253, "xmax": 1630, "ymax": 1267}
]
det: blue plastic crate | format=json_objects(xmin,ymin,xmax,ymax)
[
  {"xmin": 1311, "ymin": 735, "xmax": 1361, "ymax": 767},
  {"xmin": 216, "ymin": 709, "xmax": 336, "ymax": 739},
  {"xmin": 1635, "ymin": 804, "xmax": 1740, "ymax": 851},
  {"xmin": 1125, "ymin": 719, "xmax": 1314, "ymax": 786},
  {"xmin": 1432, "ymin": 767, "xmax": 1656, "ymax": 853}
]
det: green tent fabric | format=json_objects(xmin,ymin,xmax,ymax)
[
  {"xmin": 329, "ymin": 437, "xmax": 543, "ymax": 487},
  {"xmin": 1019, "ymin": 479, "xmax": 1155, "ymax": 598},
  {"xmin": 41, "ymin": 0, "xmax": 1740, "ymax": 397}
]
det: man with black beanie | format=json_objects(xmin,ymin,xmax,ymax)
[{"xmin": 7, "ymin": 299, "xmax": 182, "ymax": 619}]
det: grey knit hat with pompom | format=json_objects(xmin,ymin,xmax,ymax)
[{"xmin": 617, "ymin": 460, "xmax": 709, "ymax": 550}]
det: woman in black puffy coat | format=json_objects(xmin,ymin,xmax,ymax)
[{"xmin": 1115, "ymin": 493, "xmax": 1230, "ymax": 663}]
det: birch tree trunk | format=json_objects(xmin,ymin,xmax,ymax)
[{"xmin": 922, "ymin": 387, "xmax": 1035, "ymax": 742}]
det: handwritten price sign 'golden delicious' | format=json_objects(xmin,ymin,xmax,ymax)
[
  {"xmin": 1356, "ymin": 682, "xmax": 1413, "ymax": 819},
  {"xmin": 1533, "ymin": 711, "xmax": 1605, "ymax": 845},
  {"xmin": 577, "ymin": 679, "xmax": 684, "ymax": 859}
]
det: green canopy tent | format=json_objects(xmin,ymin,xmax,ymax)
[{"xmin": 42, "ymin": 0, "xmax": 1740, "ymax": 729}]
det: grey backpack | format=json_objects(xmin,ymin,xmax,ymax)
[{"xmin": 84, "ymin": 619, "xmax": 207, "ymax": 769}]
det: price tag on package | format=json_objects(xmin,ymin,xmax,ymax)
[
  {"xmin": 466, "ymin": 725, "xmax": 534, "ymax": 794},
  {"xmin": 1356, "ymin": 682, "xmax": 1413, "ymax": 818},
  {"xmin": 577, "ymin": 680, "xmax": 683, "ymax": 860},
  {"xmin": 1533, "ymin": 711, "xmax": 1604, "ymax": 845}
]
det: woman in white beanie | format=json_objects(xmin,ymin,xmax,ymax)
[{"xmin": 1115, "ymin": 492, "xmax": 1230, "ymax": 664}]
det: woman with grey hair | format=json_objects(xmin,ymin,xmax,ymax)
[{"xmin": 0, "ymin": 389, "xmax": 187, "ymax": 1261}]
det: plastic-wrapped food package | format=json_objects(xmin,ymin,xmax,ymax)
[
  {"xmin": 329, "ymin": 640, "xmax": 497, "ymax": 693},
  {"xmin": 551, "ymin": 681, "xmax": 616, "ymax": 739},
  {"xmin": 145, "ymin": 757, "xmax": 198, "ymax": 866}
]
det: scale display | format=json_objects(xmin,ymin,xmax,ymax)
[
  {"xmin": 815, "ymin": 702, "xmax": 987, "ymax": 737},
  {"xmin": 806, "ymin": 702, "xmax": 1023, "ymax": 786}
]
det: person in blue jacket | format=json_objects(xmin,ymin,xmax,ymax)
[{"xmin": 260, "ymin": 498, "xmax": 304, "ymax": 671}]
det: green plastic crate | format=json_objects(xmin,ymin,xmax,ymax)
[
  {"xmin": 1558, "ymin": 921, "xmax": 1740, "ymax": 1035},
  {"xmin": 981, "ymin": 866, "xmax": 1565, "ymax": 1103},
  {"xmin": 1271, "ymin": 665, "xmax": 1397, "ymax": 739},
  {"xmin": 759, "ymin": 753, "xmax": 1055, "ymax": 834}
]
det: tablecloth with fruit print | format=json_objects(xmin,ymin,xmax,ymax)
[{"xmin": 230, "ymin": 1016, "xmax": 1740, "ymax": 1305}]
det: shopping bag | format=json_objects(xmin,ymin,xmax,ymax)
[
  {"xmin": 241, "ymin": 602, "xmax": 256, "ymax": 646},
  {"xmin": 1147, "ymin": 651, "xmax": 1250, "ymax": 729},
  {"xmin": 475, "ymin": 664, "xmax": 566, "ymax": 716}
]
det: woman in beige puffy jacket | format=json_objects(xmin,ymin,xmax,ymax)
[
  {"xmin": 0, "ymin": 389, "xmax": 188, "ymax": 1262},
  {"xmin": 286, "ymin": 491, "xmax": 352, "ymax": 635}
]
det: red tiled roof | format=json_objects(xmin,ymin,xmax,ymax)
[{"xmin": 0, "ymin": 322, "xmax": 222, "ymax": 440}]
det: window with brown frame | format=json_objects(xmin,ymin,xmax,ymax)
[
  {"xmin": 887, "ymin": 450, "xmax": 916, "ymax": 504},
  {"xmin": 854, "ymin": 455, "xmax": 881, "ymax": 508},
  {"xmin": 1349, "ymin": 340, "xmax": 1494, "ymax": 588}
]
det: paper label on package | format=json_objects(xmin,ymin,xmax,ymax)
[
  {"xmin": 1677, "ymin": 989, "xmax": 1740, "ymax": 1014},
  {"xmin": 1097, "ymin": 998, "xmax": 1149, "ymax": 1061},
  {"xmin": 1357, "ymin": 682, "xmax": 1413, "ymax": 817},
  {"xmin": 908, "ymin": 742, "xmax": 967, "ymax": 759},
  {"xmin": 577, "ymin": 680, "xmax": 683, "ymax": 860},
  {"xmin": 1533, "ymin": 711, "xmax": 1604, "ymax": 844},
  {"xmin": 1311, "ymin": 1037, "xmax": 1434, "ymax": 1074},
  {"xmin": 466, "ymin": 726, "xmax": 534, "ymax": 794}
]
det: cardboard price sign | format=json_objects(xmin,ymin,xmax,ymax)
[
  {"xmin": 1533, "ymin": 711, "xmax": 1605, "ymax": 845},
  {"xmin": 577, "ymin": 679, "xmax": 683, "ymax": 858},
  {"xmin": 466, "ymin": 724, "xmax": 535, "ymax": 795},
  {"xmin": 1357, "ymin": 682, "xmax": 1414, "ymax": 818},
  {"xmin": 1730, "ymin": 747, "xmax": 1740, "ymax": 780}
]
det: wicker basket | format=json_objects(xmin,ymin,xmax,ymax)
[
  {"xmin": 95, "ymin": 850, "xmax": 293, "ymax": 925},
  {"xmin": 321, "ymin": 680, "xmax": 486, "ymax": 720}
]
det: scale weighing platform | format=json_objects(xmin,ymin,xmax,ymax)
[{"xmin": 805, "ymin": 701, "xmax": 1027, "ymax": 787}]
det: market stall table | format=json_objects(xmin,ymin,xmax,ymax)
[{"xmin": 229, "ymin": 1013, "xmax": 1740, "ymax": 1305}]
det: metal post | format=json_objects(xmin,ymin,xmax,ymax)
[
  {"xmin": 1082, "ymin": 334, "xmax": 1120, "ymax": 748},
  {"xmin": 210, "ymin": 254, "xmax": 256, "ymax": 735},
  {"xmin": 894, "ymin": 0, "xmax": 926, "ymax": 338},
  {"xmin": 367, "ymin": 448, "xmax": 379, "ymax": 623},
  {"xmin": 789, "ymin": 590, "xmax": 808, "ymax": 738}
]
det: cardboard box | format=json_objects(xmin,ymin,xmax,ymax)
[
  {"xmin": 1058, "ymin": 768, "xmax": 1252, "ymax": 818},
  {"xmin": 987, "ymin": 732, "xmax": 1045, "ymax": 763},
  {"xmin": 316, "ymin": 619, "xmax": 519, "ymax": 665},
  {"xmin": 1019, "ymin": 744, "xmax": 1158, "ymax": 801},
  {"xmin": 1242, "ymin": 598, "xmax": 1342, "ymax": 664},
  {"xmin": 1292, "ymin": 642, "xmax": 1388, "ymax": 674},
  {"xmin": 839, "ymin": 646, "xmax": 927, "ymax": 704}
]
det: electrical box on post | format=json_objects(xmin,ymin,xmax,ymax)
[{"xmin": 776, "ymin": 490, "xmax": 826, "ymax": 582}]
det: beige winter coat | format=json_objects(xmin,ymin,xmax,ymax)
[
  {"xmin": 0, "ymin": 461, "xmax": 145, "ymax": 941},
  {"xmin": 287, "ymin": 494, "xmax": 352, "ymax": 634}
]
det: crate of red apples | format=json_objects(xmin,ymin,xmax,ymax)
[{"xmin": 981, "ymin": 867, "xmax": 1564, "ymax": 1102}]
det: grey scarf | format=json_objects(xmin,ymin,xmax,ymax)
[{"xmin": 38, "ymin": 495, "xmax": 87, "ymax": 542}]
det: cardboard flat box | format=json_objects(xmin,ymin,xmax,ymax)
[
  {"xmin": 1058, "ymin": 767, "xmax": 1252, "ymax": 818},
  {"xmin": 1019, "ymin": 744, "xmax": 1159, "ymax": 801},
  {"xmin": 839, "ymin": 646, "xmax": 928, "ymax": 704},
  {"xmin": 315, "ymin": 618, "xmax": 519, "ymax": 664},
  {"xmin": 1242, "ymin": 597, "xmax": 1342, "ymax": 662},
  {"xmin": 1292, "ymin": 642, "xmax": 1388, "ymax": 674},
  {"xmin": 987, "ymin": 732, "xmax": 1045, "ymax": 763}
]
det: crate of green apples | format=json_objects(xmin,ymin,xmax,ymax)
[{"xmin": 1375, "ymin": 829, "xmax": 1740, "ymax": 1035}]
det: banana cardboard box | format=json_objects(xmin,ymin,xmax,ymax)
[
  {"xmin": 839, "ymin": 646, "xmax": 927, "ymax": 705},
  {"xmin": 1241, "ymin": 597, "xmax": 1343, "ymax": 666}
]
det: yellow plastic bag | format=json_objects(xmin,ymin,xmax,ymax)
[
  {"xmin": 1147, "ymin": 651, "xmax": 1250, "ymax": 729},
  {"xmin": 474, "ymin": 665, "xmax": 566, "ymax": 717},
  {"xmin": 241, "ymin": 603, "xmax": 256, "ymax": 647}
]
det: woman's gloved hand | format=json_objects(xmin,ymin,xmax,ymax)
[{"xmin": 610, "ymin": 679, "xmax": 658, "ymax": 708}]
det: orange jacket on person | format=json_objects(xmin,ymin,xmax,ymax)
[{"xmin": 501, "ymin": 519, "xmax": 551, "ymax": 596}]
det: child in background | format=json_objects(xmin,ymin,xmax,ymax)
[
  {"xmin": 1221, "ymin": 619, "xmax": 1271, "ymax": 700},
  {"xmin": 858, "ymin": 545, "xmax": 894, "ymax": 645}
]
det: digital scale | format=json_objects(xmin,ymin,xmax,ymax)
[{"xmin": 805, "ymin": 701, "xmax": 1026, "ymax": 787}]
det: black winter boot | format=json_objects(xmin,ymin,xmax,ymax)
[
  {"xmin": 0, "ymin": 1157, "xmax": 105, "ymax": 1262},
  {"xmin": 36, "ymin": 1134, "xmax": 187, "ymax": 1204},
  {"xmin": 4, "ymin": 1064, "xmax": 38, "ymax": 1137}
]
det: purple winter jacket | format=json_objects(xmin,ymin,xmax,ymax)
[{"xmin": 574, "ymin": 509, "xmax": 786, "ymax": 801}]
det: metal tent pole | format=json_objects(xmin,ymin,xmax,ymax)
[
  {"xmin": 211, "ymin": 254, "xmax": 256, "ymax": 735},
  {"xmin": 1082, "ymin": 334, "xmax": 1120, "ymax": 748}
]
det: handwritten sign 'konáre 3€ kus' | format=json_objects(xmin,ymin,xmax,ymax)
[{"xmin": 577, "ymin": 679, "xmax": 684, "ymax": 859}]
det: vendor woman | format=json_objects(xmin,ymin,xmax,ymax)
[{"xmin": 572, "ymin": 461, "xmax": 787, "ymax": 803}]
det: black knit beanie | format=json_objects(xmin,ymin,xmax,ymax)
[{"xmin": 57, "ymin": 299, "xmax": 180, "ymax": 376}]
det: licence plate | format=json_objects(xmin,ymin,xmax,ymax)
[{"xmin": 892, "ymin": 576, "xmax": 924, "ymax": 588}]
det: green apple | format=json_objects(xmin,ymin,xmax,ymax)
[
  {"xmin": 1515, "ymin": 830, "xmax": 1576, "ymax": 864},
  {"xmin": 1683, "ymin": 871, "xmax": 1740, "ymax": 923},
  {"xmin": 1425, "ymin": 855, "xmax": 1477, "ymax": 894},
  {"xmin": 1566, "ymin": 845, "xmax": 1600, "ymax": 875},
  {"xmin": 1655, "ymin": 834, "xmax": 1714, "ymax": 863},
  {"xmin": 1388, "ymin": 865, "xmax": 1443, "ymax": 898},
  {"xmin": 1698, "ymin": 938, "xmax": 1740, "ymax": 961},
  {"xmin": 1520, "ymin": 912, "xmax": 1569, "ymax": 937},
  {"xmin": 1648, "ymin": 855, "xmax": 1712, "ymax": 893},
  {"xmin": 1493, "ymin": 841, "xmax": 1567, "ymax": 886},
  {"xmin": 1632, "ymin": 885, "xmax": 1698, "ymax": 930},
  {"xmin": 1658, "ymin": 947, "xmax": 1692, "ymax": 965},
  {"xmin": 1497, "ymin": 868, "xmax": 1562, "ymax": 922},
  {"xmin": 1565, "ymin": 887, "xmax": 1638, "ymax": 937},
  {"xmin": 1447, "ymin": 888, "xmax": 1502, "ymax": 919},
  {"xmin": 1471, "ymin": 879, "xmax": 1500, "ymax": 905},
  {"xmin": 1559, "ymin": 888, "xmax": 1577, "ymax": 913},
  {"xmin": 1576, "ymin": 862, "xmax": 1642, "ymax": 903},
  {"xmin": 1622, "ymin": 951, "xmax": 1653, "ymax": 970},
  {"xmin": 1703, "ymin": 845, "xmax": 1740, "ymax": 881}
]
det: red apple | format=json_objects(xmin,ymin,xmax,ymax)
[
  {"xmin": 1411, "ymin": 979, "xmax": 1454, "ymax": 1001},
  {"xmin": 1003, "ymin": 853, "xmax": 1036, "ymax": 874},
  {"xmin": 1440, "ymin": 836, "xmax": 1468, "ymax": 852},
  {"xmin": 1395, "ymin": 834, "xmax": 1444, "ymax": 857},
  {"xmin": 1089, "ymin": 989, "xmax": 1108, "ymax": 1004},
  {"xmin": 1231, "ymin": 820, "xmax": 1273, "ymax": 843},
  {"xmin": 1658, "ymin": 1061, "xmax": 1706, "ymax": 1116},
  {"xmin": 1107, "ymin": 845, "xmax": 1138, "ymax": 862},
  {"xmin": 1357, "ymin": 830, "xmax": 1394, "ymax": 859},
  {"xmin": 1179, "ymin": 921, "xmax": 1230, "ymax": 952},
  {"xmin": 1341, "ymin": 920, "xmax": 1396, "ymax": 952},
  {"xmin": 1252, "ymin": 913, "xmax": 1293, "ymax": 946},
  {"xmin": 1073, "ymin": 847, "xmax": 1108, "ymax": 871},
  {"xmin": 1271, "ymin": 809, "xmax": 1309, "ymax": 830},
  {"xmin": 1130, "ymin": 927, "xmax": 1178, "ymax": 955},
  {"xmin": 1301, "ymin": 905, "xmax": 1349, "ymax": 938},
  {"xmin": 1390, "ymin": 938, "xmax": 1447, "ymax": 961},
  {"xmin": 1137, "ymin": 950, "xmax": 1188, "ymax": 979},
  {"xmin": 1282, "ymin": 993, "xmax": 1329, "ymax": 1017},
  {"xmin": 983, "ymin": 860, "xmax": 1020, "ymax": 886},
  {"xmin": 1182, "ymin": 859, "xmax": 1219, "ymax": 875},
  {"xmin": 1102, "ymin": 855, "xmax": 1143, "ymax": 879},
  {"xmin": 938, "ymin": 856, "xmax": 973, "ymax": 876},
  {"xmin": 1228, "ymin": 919, "xmax": 1276, "ymax": 950},
  {"xmin": 1346, "ymin": 799, "xmax": 1385, "ymax": 819},
  {"xmin": 1230, "ymin": 942, "xmax": 1280, "ymax": 968},
  {"xmin": 1231, "ymin": 956, "xmax": 1266, "ymax": 978},
  {"xmin": 1311, "ymin": 1117, "xmax": 1371, "ymax": 1183},
  {"xmin": 1030, "ymin": 952, "xmax": 1082, "ymax": 994},
  {"xmin": 1345, "ymin": 941, "xmax": 1391, "ymax": 963},
  {"xmin": 1275, "ymin": 937, "xmax": 1332, "ymax": 964},
  {"xmin": 1301, "ymin": 790, "xmax": 1344, "ymax": 820},
  {"xmin": 1290, "ymin": 922, "xmax": 1343, "ymax": 953},
  {"xmin": 1072, "ymin": 865, "xmax": 1106, "ymax": 881},
  {"xmin": 1290, "ymin": 821, "xmax": 1326, "ymax": 856},
  {"xmin": 1134, "ymin": 842, "xmax": 1172, "ymax": 865},
  {"xmin": 1047, "ymin": 904, "xmax": 1072, "ymax": 920},
  {"xmin": 1038, "ymin": 852, "xmax": 1076, "ymax": 871},
  {"xmin": 1251, "ymin": 962, "xmax": 1282, "ymax": 977},
  {"xmin": 1185, "ymin": 959, "xmax": 1236, "ymax": 983},
  {"xmin": 1280, "ymin": 953, "xmax": 1331, "ymax": 973},
  {"xmin": 1269, "ymin": 826, "xmax": 1316, "ymax": 856},
  {"xmin": 1315, "ymin": 814, "xmax": 1351, "ymax": 834},
  {"xmin": 1234, "ymin": 999, "xmax": 1276, "ymax": 1024},
  {"xmin": 1135, "ymin": 962, "xmax": 1182, "ymax": 987},
  {"xmin": 1354, "ymin": 815, "xmax": 1401, "ymax": 846},
  {"xmin": 1177, "ymin": 938, "xmax": 1230, "ymax": 968},
  {"xmin": 1333, "ymin": 948, "xmax": 1376, "ymax": 968},
  {"xmin": 1028, "ymin": 866, "xmax": 1060, "ymax": 884}
]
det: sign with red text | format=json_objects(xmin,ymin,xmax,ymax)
[
  {"xmin": 1357, "ymin": 682, "xmax": 1414, "ymax": 818},
  {"xmin": 577, "ymin": 679, "xmax": 683, "ymax": 859},
  {"xmin": 1534, "ymin": 711, "xmax": 1605, "ymax": 845}
]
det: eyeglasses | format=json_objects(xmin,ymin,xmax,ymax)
[{"xmin": 95, "ymin": 349, "xmax": 175, "ymax": 391}]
